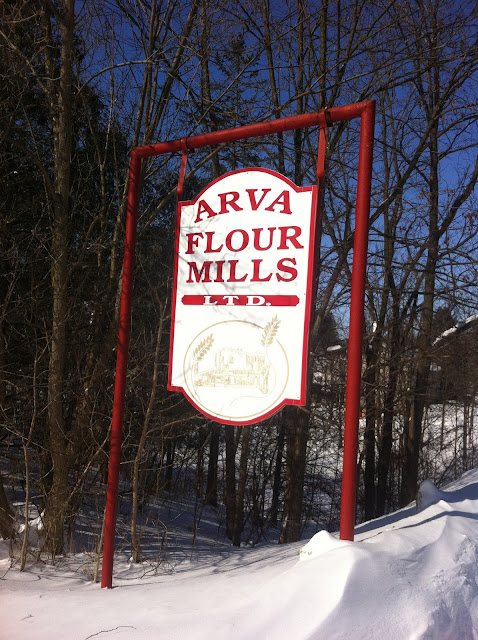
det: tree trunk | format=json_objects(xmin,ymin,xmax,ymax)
[
  {"xmin": 43, "ymin": 0, "xmax": 75, "ymax": 556},
  {"xmin": 269, "ymin": 422, "xmax": 285, "ymax": 526},
  {"xmin": 165, "ymin": 439, "xmax": 175, "ymax": 492},
  {"xmin": 0, "ymin": 325, "xmax": 14, "ymax": 539},
  {"xmin": 261, "ymin": 0, "xmax": 285, "ymax": 174},
  {"xmin": 279, "ymin": 406, "xmax": 309, "ymax": 543},
  {"xmin": 363, "ymin": 345, "xmax": 376, "ymax": 521},
  {"xmin": 376, "ymin": 314, "xmax": 401, "ymax": 516},
  {"xmin": 293, "ymin": 0, "xmax": 305, "ymax": 186},
  {"xmin": 401, "ymin": 26, "xmax": 440, "ymax": 504},
  {"xmin": 131, "ymin": 311, "xmax": 164, "ymax": 563},
  {"xmin": 0, "ymin": 472, "xmax": 15, "ymax": 540},
  {"xmin": 200, "ymin": 0, "xmax": 220, "ymax": 179},
  {"xmin": 206, "ymin": 425, "xmax": 219, "ymax": 506},
  {"xmin": 232, "ymin": 426, "xmax": 250, "ymax": 547},
  {"xmin": 224, "ymin": 425, "xmax": 236, "ymax": 540}
]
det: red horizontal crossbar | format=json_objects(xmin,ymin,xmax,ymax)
[{"xmin": 133, "ymin": 101, "xmax": 374, "ymax": 159}]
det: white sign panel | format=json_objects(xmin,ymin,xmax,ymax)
[{"xmin": 168, "ymin": 168, "xmax": 317, "ymax": 425}]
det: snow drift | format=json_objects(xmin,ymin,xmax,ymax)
[{"xmin": 2, "ymin": 469, "xmax": 478, "ymax": 639}]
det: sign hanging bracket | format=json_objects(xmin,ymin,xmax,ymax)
[
  {"xmin": 316, "ymin": 110, "xmax": 330, "ymax": 181},
  {"xmin": 176, "ymin": 137, "xmax": 189, "ymax": 202}
]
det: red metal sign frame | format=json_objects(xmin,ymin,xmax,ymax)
[{"xmin": 101, "ymin": 100, "xmax": 375, "ymax": 588}]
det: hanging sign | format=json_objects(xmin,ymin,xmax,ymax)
[{"xmin": 168, "ymin": 168, "xmax": 317, "ymax": 425}]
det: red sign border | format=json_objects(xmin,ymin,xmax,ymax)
[{"xmin": 167, "ymin": 167, "xmax": 318, "ymax": 425}]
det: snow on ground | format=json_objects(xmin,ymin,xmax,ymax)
[{"xmin": 2, "ymin": 468, "xmax": 478, "ymax": 639}]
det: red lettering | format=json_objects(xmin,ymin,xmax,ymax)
[
  {"xmin": 252, "ymin": 227, "xmax": 275, "ymax": 251},
  {"xmin": 251, "ymin": 259, "xmax": 273, "ymax": 282},
  {"xmin": 204, "ymin": 231, "xmax": 223, "ymax": 253},
  {"xmin": 218, "ymin": 191, "xmax": 242, "ymax": 214},
  {"xmin": 185, "ymin": 232, "xmax": 203, "ymax": 254},
  {"xmin": 246, "ymin": 188, "xmax": 271, "ymax": 210},
  {"xmin": 214, "ymin": 260, "xmax": 225, "ymax": 282},
  {"xmin": 187, "ymin": 261, "xmax": 213, "ymax": 283},
  {"xmin": 276, "ymin": 257, "xmax": 297, "ymax": 281},
  {"xmin": 225, "ymin": 229, "xmax": 249, "ymax": 252},
  {"xmin": 228, "ymin": 260, "xmax": 247, "ymax": 282},
  {"xmin": 278, "ymin": 226, "xmax": 304, "ymax": 250},
  {"xmin": 194, "ymin": 200, "xmax": 217, "ymax": 223},
  {"xmin": 264, "ymin": 190, "xmax": 292, "ymax": 214}
]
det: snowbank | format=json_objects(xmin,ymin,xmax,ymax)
[{"xmin": 2, "ymin": 470, "xmax": 478, "ymax": 639}]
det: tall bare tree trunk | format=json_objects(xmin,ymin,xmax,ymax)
[
  {"xmin": 206, "ymin": 425, "xmax": 220, "ymax": 507},
  {"xmin": 0, "ymin": 471, "xmax": 15, "ymax": 540},
  {"xmin": 131, "ymin": 310, "xmax": 164, "ymax": 563},
  {"xmin": 278, "ymin": 0, "xmax": 312, "ymax": 545},
  {"xmin": 279, "ymin": 406, "xmax": 309, "ymax": 543},
  {"xmin": 0, "ymin": 320, "xmax": 15, "ymax": 539},
  {"xmin": 44, "ymin": 0, "xmax": 75, "ymax": 556},
  {"xmin": 269, "ymin": 422, "xmax": 285, "ymax": 526},
  {"xmin": 293, "ymin": 0, "xmax": 305, "ymax": 185},
  {"xmin": 362, "ymin": 345, "xmax": 376, "ymax": 521},
  {"xmin": 376, "ymin": 307, "xmax": 401, "ymax": 516},
  {"xmin": 200, "ymin": 0, "xmax": 220, "ymax": 179},
  {"xmin": 224, "ymin": 425, "xmax": 236, "ymax": 540},
  {"xmin": 232, "ymin": 426, "xmax": 250, "ymax": 547},
  {"xmin": 261, "ymin": 0, "xmax": 285, "ymax": 174},
  {"xmin": 401, "ymin": 9, "xmax": 440, "ymax": 505}
]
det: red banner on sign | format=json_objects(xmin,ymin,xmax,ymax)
[{"xmin": 181, "ymin": 295, "xmax": 300, "ymax": 307}]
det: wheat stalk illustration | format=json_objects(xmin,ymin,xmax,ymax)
[
  {"xmin": 193, "ymin": 334, "xmax": 214, "ymax": 362},
  {"xmin": 261, "ymin": 316, "xmax": 280, "ymax": 347}
]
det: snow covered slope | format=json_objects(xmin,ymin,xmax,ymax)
[{"xmin": 2, "ymin": 468, "xmax": 478, "ymax": 639}]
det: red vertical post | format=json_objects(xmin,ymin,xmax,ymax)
[
  {"xmin": 101, "ymin": 152, "xmax": 141, "ymax": 588},
  {"xmin": 339, "ymin": 102, "xmax": 375, "ymax": 541}
]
